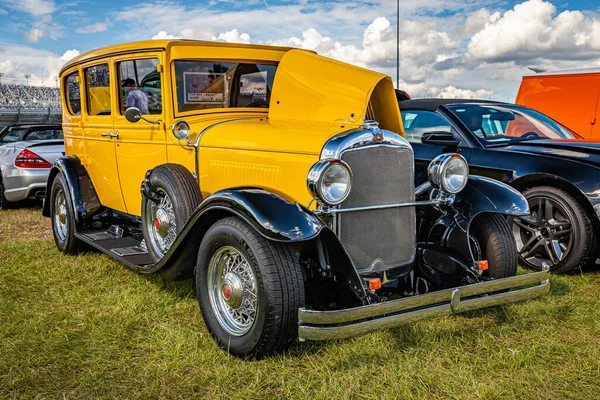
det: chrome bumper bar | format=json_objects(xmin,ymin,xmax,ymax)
[{"xmin": 298, "ymin": 269, "xmax": 550, "ymax": 341}]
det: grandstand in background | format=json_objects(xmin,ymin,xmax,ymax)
[{"xmin": 0, "ymin": 84, "xmax": 61, "ymax": 125}]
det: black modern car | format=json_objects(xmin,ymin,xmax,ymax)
[
  {"xmin": 0, "ymin": 124, "xmax": 63, "ymax": 144},
  {"xmin": 399, "ymin": 98, "xmax": 600, "ymax": 274}
]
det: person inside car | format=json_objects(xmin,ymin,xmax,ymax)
[{"xmin": 122, "ymin": 78, "xmax": 149, "ymax": 114}]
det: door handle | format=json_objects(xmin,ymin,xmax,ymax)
[
  {"xmin": 109, "ymin": 131, "xmax": 119, "ymax": 139},
  {"xmin": 101, "ymin": 131, "xmax": 111, "ymax": 137}
]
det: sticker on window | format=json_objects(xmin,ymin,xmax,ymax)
[{"xmin": 183, "ymin": 72, "xmax": 227, "ymax": 104}]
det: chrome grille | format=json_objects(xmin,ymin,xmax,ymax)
[{"xmin": 338, "ymin": 145, "xmax": 416, "ymax": 273}]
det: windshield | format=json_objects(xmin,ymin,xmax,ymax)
[{"xmin": 447, "ymin": 104, "xmax": 578, "ymax": 146}]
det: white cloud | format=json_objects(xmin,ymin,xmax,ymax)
[
  {"xmin": 24, "ymin": 28, "xmax": 44, "ymax": 42},
  {"xmin": 60, "ymin": 49, "xmax": 80, "ymax": 61},
  {"xmin": 212, "ymin": 29, "xmax": 251, "ymax": 43},
  {"xmin": 468, "ymin": 0, "xmax": 600, "ymax": 63},
  {"xmin": 0, "ymin": 44, "xmax": 80, "ymax": 86},
  {"xmin": 76, "ymin": 22, "xmax": 108, "ymax": 34},
  {"xmin": 152, "ymin": 30, "xmax": 180, "ymax": 40},
  {"xmin": 1, "ymin": 0, "xmax": 55, "ymax": 16}
]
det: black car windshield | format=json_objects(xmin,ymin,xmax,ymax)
[{"xmin": 447, "ymin": 104, "xmax": 578, "ymax": 146}]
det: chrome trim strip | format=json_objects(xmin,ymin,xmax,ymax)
[
  {"xmin": 297, "ymin": 269, "xmax": 550, "ymax": 340},
  {"xmin": 314, "ymin": 199, "xmax": 437, "ymax": 215}
]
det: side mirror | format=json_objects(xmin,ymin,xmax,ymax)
[
  {"xmin": 421, "ymin": 131, "xmax": 460, "ymax": 147},
  {"xmin": 125, "ymin": 107, "xmax": 142, "ymax": 123}
]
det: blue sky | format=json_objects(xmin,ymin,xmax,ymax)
[{"xmin": 1, "ymin": 0, "xmax": 600, "ymax": 99}]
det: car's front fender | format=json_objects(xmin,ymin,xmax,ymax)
[{"xmin": 416, "ymin": 175, "xmax": 529, "ymax": 262}]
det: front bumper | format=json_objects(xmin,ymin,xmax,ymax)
[{"xmin": 298, "ymin": 269, "xmax": 550, "ymax": 340}]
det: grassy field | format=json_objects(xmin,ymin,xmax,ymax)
[{"xmin": 1, "ymin": 206, "xmax": 599, "ymax": 399}]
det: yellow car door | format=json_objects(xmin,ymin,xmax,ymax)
[
  {"xmin": 81, "ymin": 61, "xmax": 127, "ymax": 213},
  {"xmin": 112, "ymin": 54, "xmax": 167, "ymax": 216}
]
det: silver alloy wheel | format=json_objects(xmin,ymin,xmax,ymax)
[
  {"xmin": 207, "ymin": 246, "xmax": 258, "ymax": 336},
  {"xmin": 145, "ymin": 188, "xmax": 177, "ymax": 258},
  {"xmin": 512, "ymin": 196, "xmax": 574, "ymax": 268},
  {"xmin": 53, "ymin": 188, "xmax": 68, "ymax": 241}
]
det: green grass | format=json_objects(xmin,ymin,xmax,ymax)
[{"xmin": 1, "ymin": 208, "xmax": 600, "ymax": 399}]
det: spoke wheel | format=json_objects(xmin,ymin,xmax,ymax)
[
  {"xmin": 53, "ymin": 188, "xmax": 69, "ymax": 242},
  {"xmin": 145, "ymin": 188, "xmax": 177, "ymax": 258},
  {"xmin": 196, "ymin": 217, "xmax": 305, "ymax": 359},
  {"xmin": 207, "ymin": 246, "xmax": 258, "ymax": 336}
]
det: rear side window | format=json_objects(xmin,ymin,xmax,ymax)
[
  {"xmin": 173, "ymin": 61, "xmax": 277, "ymax": 113},
  {"xmin": 24, "ymin": 129, "xmax": 63, "ymax": 141},
  {"xmin": 86, "ymin": 64, "xmax": 111, "ymax": 116},
  {"xmin": 118, "ymin": 58, "xmax": 162, "ymax": 115},
  {"xmin": 1, "ymin": 128, "xmax": 27, "ymax": 143},
  {"xmin": 64, "ymin": 72, "xmax": 81, "ymax": 115},
  {"xmin": 401, "ymin": 110, "xmax": 452, "ymax": 143}
]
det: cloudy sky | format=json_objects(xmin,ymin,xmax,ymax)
[{"xmin": 0, "ymin": 0, "xmax": 600, "ymax": 100}]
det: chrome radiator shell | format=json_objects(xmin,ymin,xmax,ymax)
[{"xmin": 319, "ymin": 124, "xmax": 416, "ymax": 274}]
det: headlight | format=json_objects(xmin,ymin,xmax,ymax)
[
  {"xmin": 307, "ymin": 160, "xmax": 353, "ymax": 206},
  {"xmin": 427, "ymin": 153, "xmax": 469, "ymax": 194},
  {"xmin": 172, "ymin": 120, "xmax": 190, "ymax": 140}
]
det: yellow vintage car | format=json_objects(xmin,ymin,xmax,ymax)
[{"xmin": 43, "ymin": 40, "xmax": 549, "ymax": 359}]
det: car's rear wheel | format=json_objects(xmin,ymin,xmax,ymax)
[
  {"xmin": 470, "ymin": 213, "xmax": 518, "ymax": 279},
  {"xmin": 196, "ymin": 217, "xmax": 304, "ymax": 359},
  {"xmin": 141, "ymin": 164, "xmax": 202, "ymax": 262},
  {"xmin": 510, "ymin": 186, "xmax": 595, "ymax": 274},
  {"xmin": 50, "ymin": 172, "xmax": 82, "ymax": 254}
]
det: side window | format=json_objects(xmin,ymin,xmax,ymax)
[
  {"xmin": 174, "ymin": 61, "xmax": 278, "ymax": 114},
  {"xmin": 64, "ymin": 72, "xmax": 81, "ymax": 115},
  {"xmin": 24, "ymin": 129, "xmax": 63, "ymax": 141},
  {"xmin": 118, "ymin": 58, "xmax": 162, "ymax": 115},
  {"xmin": 401, "ymin": 110, "xmax": 452, "ymax": 143},
  {"xmin": 86, "ymin": 64, "xmax": 111, "ymax": 116},
  {"xmin": 1, "ymin": 128, "xmax": 26, "ymax": 143}
]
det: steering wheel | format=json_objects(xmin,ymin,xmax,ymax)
[
  {"xmin": 245, "ymin": 99, "xmax": 269, "ymax": 108},
  {"xmin": 520, "ymin": 131, "xmax": 540, "ymax": 139}
]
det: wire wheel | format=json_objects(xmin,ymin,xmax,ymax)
[
  {"xmin": 512, "ymin": 196, "xmax": 574, "ymax": 268},
  {"xmin": 53, "ymin": 188, "xmax": 68, "ymax": 242},
  {"xmin": 207, "ymin": 246, "xmax": 258, "ymax": 336},
  {"xmin": 145, "ymin": 188, "xmax": 177, "ymax": 258}
]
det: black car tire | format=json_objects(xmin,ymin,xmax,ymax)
[
  {"xmin": 470, "ymin": 213, "xmax": 518, "ymax": 279},
  {"xmin": 142, "ymin": 164, "xmax": 202, "ymax": 262},
  {"xmin": 196, "ymin": 217, "xmax": 305, "ymax": 359},
  {"xmin": 50, "ymin": 172, "xmax": 82, "ymax": 254},
  {"xmin": 511, "ymin": 186, "xmax": 595, "ymax": 274},
  {"xmin": 0, "ymin": 179, "xmax": 9, "ymax": 210}
]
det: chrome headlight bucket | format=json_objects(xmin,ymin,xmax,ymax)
[
  {"xmin": 307, "ymin": 159, "xmax": 353, "ymax": 206},
  {"xmin": 172, "ymin": 120, "xmax": 191, "ymax": 140},
  {"xmin": 427, "ymin": 153, "xmax": 469, "ymax": 194}
]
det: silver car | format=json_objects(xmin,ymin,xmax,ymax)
[{"xmin": 0, "ymin": 125, "xmax": 64, "ymax": 209}]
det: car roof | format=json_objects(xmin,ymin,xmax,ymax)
[
  {"xmin": 62, "ymin": 39, "xmax": 299, "ymax": 74},
  {"xmin": 399, "ymin": 98, "xmax": 509, "ymax": 112}
]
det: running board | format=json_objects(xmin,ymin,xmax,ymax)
[{"xmin": 75, "ymin": 229, "xmax": 155, "ymax": 271}]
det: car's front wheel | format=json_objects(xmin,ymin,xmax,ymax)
[
  {"xmin": 196, "ymin": 217, "xmax": 305, "ymax": 359},
  {"xmin": 510, "ymin": 186, "xmax": 595, "ymax": 274},
  {"xmin": 470, "ymin": 213, "xmax": 518, "ymax": 279}
]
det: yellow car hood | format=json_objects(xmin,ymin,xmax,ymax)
[{"xmin": 268, "ymin": 49, "xmax": 402, "ymax": 135}]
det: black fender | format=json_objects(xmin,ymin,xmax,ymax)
[
  {"xmin": 152, "ymin": 188, "xmax": 368, "ymax": 304},
  {"xmin": 416, "ymin": 175, "xmax": 529, "ymax": 262},
  {"xmin": 42, "ymin": 155, "xmax": 102, "ymax": 226},
  {"xmin": 152, "ymin": 188, "xmax": 326, "ymax": 279}
]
